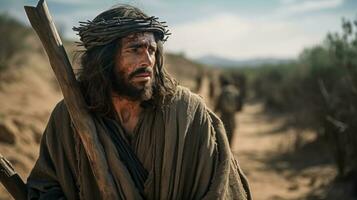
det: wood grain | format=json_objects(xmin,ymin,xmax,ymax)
[{"xmin": 24, "ymin": 0, "xmax": 118, "ymax": 198}]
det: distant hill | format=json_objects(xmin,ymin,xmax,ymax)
[
  {"xmin": 196, "ymin": 55, "xmax": 294, "ymax": 68},
  {"xmin": 165, "ymin": 53, "xmax": 205, "ymax": 92}
]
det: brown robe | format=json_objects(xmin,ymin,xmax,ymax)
[{"xmin": 27, "ymin": 86, "xmax": 252, "ymax": 199}]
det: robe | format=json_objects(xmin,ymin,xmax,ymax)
[{"xmin": 27, "ymin": 86, "xmax": 252, "ymax": 200}]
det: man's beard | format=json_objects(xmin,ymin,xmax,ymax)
[{"xmin": 111, "ymin": 67, "xmax": 154, "ymax": 101}]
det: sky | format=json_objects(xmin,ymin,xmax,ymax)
[{"xmin": 1, "ymin": 0, "xmax": 356, "ymax": 60}]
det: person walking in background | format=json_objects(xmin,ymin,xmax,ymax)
[{"xmin": 215, "ymin": 74, "xmax": 243, "ymax": 146}]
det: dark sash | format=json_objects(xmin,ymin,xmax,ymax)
[{"xmin": 102, "ymin": 118, "xmax": 148, "ymax": 195}]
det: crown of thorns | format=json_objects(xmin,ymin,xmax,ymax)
[{"xmin": 73, "ymin": 16, "xmax": 171, "ymax": 50}]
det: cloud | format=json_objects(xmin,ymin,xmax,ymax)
[
  {"xmin": 49, "ymin": 0, "xmax": 91, "ymax": 5},
  {"xmin": 165, "ymin": 13, "xmax": 328, "ymax": 60},
  {"xmin": 4, "ymin": 0, "xmax": 345, "ymax": 60},
  {"xmin": 279, "ymin": 0, "xmax": 297, "ymax": 4},
  {"xmin": 277, "ymin": 0, "xmax": 344, "ymax": 16}
]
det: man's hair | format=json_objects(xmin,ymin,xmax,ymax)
[{"xmin": 76, "ymin": 5, "xmax": 177, "ymax": 117}]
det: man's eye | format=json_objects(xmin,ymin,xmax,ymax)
[
  {"xmin": 131, "ymin": 48, "xmax": 139, "ymax": 53},
  {"xmin": 149, "ymin": 47, "xmax": 156, "ymax": 54}
]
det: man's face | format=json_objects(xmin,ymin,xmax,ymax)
[{"xmin": 112, "ymin": 32, "xmax": 157, "ymax": 101}]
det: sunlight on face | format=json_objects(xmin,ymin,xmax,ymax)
[{"xmin": 112, "ymin": 32, "xmax": 157, "ymax": 101}]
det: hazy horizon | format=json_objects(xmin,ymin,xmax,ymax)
[{"xmin": 1, "ymin": 0, "xmax": 356, "ymax": 60}]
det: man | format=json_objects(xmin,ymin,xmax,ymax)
[
  {"xmin": 27, "ymin": 5, "xmax": 251, "ymax": 200},
  {"xmin": 215, "ymin": 75, "xmax": 242, "ymax": 146}
]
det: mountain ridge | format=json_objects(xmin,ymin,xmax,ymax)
[{"xmin": 196, "ymin": 54, "xmax": 295, "ymax": 68}]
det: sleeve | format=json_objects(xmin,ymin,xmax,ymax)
[
  {"xmin": 26, "ymin": 102, "xmax": 79, "ymax": 200},
  {"xmin": 205, "ymin": 108, "xmax": 252, "ymax": 200},
  {"xmin": 177, "ymin": 96, "xmax": 218, "ymax": 199}
]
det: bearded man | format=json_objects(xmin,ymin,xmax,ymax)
[{"xmin": 26, "ymin": 5, "xmax": 251, "ymax": 200}]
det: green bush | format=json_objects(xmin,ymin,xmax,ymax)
[{"xmin": 248, "ymin": 16, "xmax": 357, "ymax": 177}]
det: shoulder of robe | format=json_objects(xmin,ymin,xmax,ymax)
[
  {"xmin": 45, "ymin": 99, "xmax": 72, "ymax": 139},
  {"xmin": 50, "ymin": 99, "xmax": 71, "ymax": 124},
  {"xmin": 171, "ymin": 86, "xmax": 206, "ymax": 105},
  {"xmin": 168, "ymin": 86, "xmax": 209, "ymax": 120}
]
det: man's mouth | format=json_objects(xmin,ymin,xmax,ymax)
[
  {"xmin": 134, "ymin": 72, "xmax": 151, "ymax": 78},
  {"xmin": 133, "ymin": 73, "xmax": 151, "ymax": 82},
  {"xmin": 130, "ymin": 67, "xmax": 153, "ymax": 82}
]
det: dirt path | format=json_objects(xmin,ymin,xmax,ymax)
[
  {"xmin": 230, "ymin": 102, "xmax": 338, "ymax": 200},
  {"xmin": 197, "ymin": 75, "xmax": 344, "ymax": 200},
  {"xmin": 231, "ymin": 103, "xmax": 298, "ymax": 200}
]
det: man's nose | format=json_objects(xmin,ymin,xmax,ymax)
[{"xmin": 139, "ymin": 50, "xmax": 154, "ymax": 67}]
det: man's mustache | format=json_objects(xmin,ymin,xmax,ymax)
[{"xmin": 129, "ymin": 67, "xmax": 153, "ymax": 79}]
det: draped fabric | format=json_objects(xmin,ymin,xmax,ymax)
[{"xmin": 27, "ymin": 86, "xmax": 252, "ymax": 200}]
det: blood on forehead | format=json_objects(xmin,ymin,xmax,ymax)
[{"xmin": 121, "ymin": 32, "xmax": 156, "ymax": 46}]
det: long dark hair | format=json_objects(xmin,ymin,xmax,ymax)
[{"xmin": 76, "ymin": 5, "xmax": 177, "ymax": 117}]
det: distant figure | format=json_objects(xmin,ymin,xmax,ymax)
[
  {"xmin": 195, "ymin": 74, "xmax": 203, "ymax": 92},
  {"xmin": 208, "ymin": 71, "xmax": 220, "ymax": 107},
  {"xmin": 232, "ymin": 73, "xmax": 246, "ymax": 110},
  {"xmin": 215, "ymin": 75, "xmax": 242, "ymax": 146},
  {"xmin": 209, "ymin": 73, "xmax": 218, "ymax": 99}
]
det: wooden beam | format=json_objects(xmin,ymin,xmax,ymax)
[{"xmin": 24, "ymin": 0, "xmax": 118, "ymax": 198}]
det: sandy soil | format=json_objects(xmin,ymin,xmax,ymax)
[
  {"xmin": 231, "ymin": 103, "xmax": 330, "ymax": 200},
  {"xmin": 230, "ymin": 102, "xmax": 357, "ymax": 200}
]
